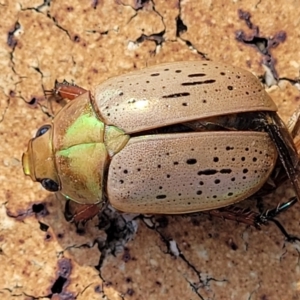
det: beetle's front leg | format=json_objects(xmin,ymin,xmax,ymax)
[
  {"xmin": 46, "ymin": 80, "xmax": 88, "ymax": 101},
  {"xmin": 64, "ymin": 200, "xmax": 102, "ymax": 223}
]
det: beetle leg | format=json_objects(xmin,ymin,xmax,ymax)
[
  {"xmin": 255, "ymin": 197, "xmax": 297, "ymax": 224},
  {"xmin": 45, "ymin": 80, "xmax": 88, "ymax": 101},
  {"xmin": 258, "ymin": 112, "xmax": 300, "ymax": 200},
  {"xmin": 64, "ymin": 200, "xmax": 101, "ymax": 223},
  {"xmin": 204, "ymin": 206, "xmax": 262, "ymax": 229},
  {"xmin": 255, "ymin": 197, "xmax": 300, "ymax": 241},
  {"xmin": 206, "ymin": 197, "xmax": 297, "ymax": 232}
]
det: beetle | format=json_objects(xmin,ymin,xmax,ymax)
[{"xmin": 22, "ymin": 61, "xmax": 300, "ymax": 225}]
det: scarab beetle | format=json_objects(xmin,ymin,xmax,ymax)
[{"xmin": 22, "ymin": 61, "xmax": 300, "ymax": 224}]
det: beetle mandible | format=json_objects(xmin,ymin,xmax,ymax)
[{"xmin": 22, "ymin": 61, "xmax": 300, "ymax": 225}]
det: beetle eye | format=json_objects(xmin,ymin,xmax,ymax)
[
  {"xmin": 41, "ymin": 178, "xmax": 59, "ymax": 192},
  {"xmin": 35, "ymin": 125, "xmax": 51, "ymax": 138}
]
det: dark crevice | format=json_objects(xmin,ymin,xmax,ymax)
[
  {"xmin": 134, "ymin": 0, "xmax": 151, "ymax": 10},
  {"xmin": 236, "ymin": 9, "xmax": 287, "ymax": 81},
  {"xmin": 175, "ymin": 8, "xmax": 207, "ymax": 59},
  {"xmin": 94, "ymin": 208, "xmax": 137, "ymax": 274},
  {"xmin": 39, "ymin": 221, "xmax": 49, "ymax": 232},
  {"xmin": 136, "ymin": 31, "xmax": 165, "ymax": 46},
  {"xmin": 176, "ymin": 16, "xmax": 187, "ymax": 36}
]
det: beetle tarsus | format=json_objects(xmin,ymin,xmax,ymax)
[{"xmin": 255, "ymin": 197, "xmax": 297, "ymax": 226}]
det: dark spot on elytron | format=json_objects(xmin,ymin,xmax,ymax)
[
  {"xmin": 157, "ymin": 164, "xmax": 161, "ymax": 168},
  {"xmin": 231, "ymin": 177, "xmax": 235, "ymax": 182},
  {"xmin": 241, "ymin": 157, "xmax": 246, "ymax": 161},
  {"xmin": 119, "ymin": 180, "xmax": 124, "ymax": 184},
  {"xmin": 214, "ymin": 179, "xmax": 220, "ymax": 184},
  {"xmin": 162, "ymin": 92, "xmax": 190, "ymax": 98},
  {"xmin": 181, "ymin": 79, "xmax": 216, "ymax": 86},
  {"xmin": 226, "ymin": 146, "xmax": 234, "ymax": 150},
  {"xmin": 198, "ymin": 169, "xmax": 217, "ymax": 176},
  {"xmin": 156, "ymin": 195, "xmax": 166, "ymax": 199},
  {"xmin": 123, "ymin": 169, "xmax": 128, "ymax": 174},
  {"xmin": 228, "ymin": 192, "xmax": 233, "ymax": 196},
  {"xmin": 243, "ymin": 168, "xmax": 248, "ymax": 173},
  {"xmin": 213, "ymin": 157, "xmax": 219, "ymax": 162},
  {"xmin": 118, "ymin": 91, "xmax": 124, "ymax": 96},
  {"xmin": 174, "ymin": 161, "xmax": 179, "ymax": 165},
  {"xmin": 166, "ymin": 174, "xmax": 171, "ymax": 178},
  {"xmin": 253, "ymin": 157, "xmax": 257, "ymax": 162},
  {"xmin": 197, "ymin": 190, "xmax": 202, "ymax": 195},
  {"xmin": 188, "ymin": 73, "xmax": 206, "ymax": 77},
  {"xmin": 182, "ymin": 102, "xmax": 188, "ymax": 106},
  {"xmin": 202, "ymin": 99, "xmax": 207, "ymax": 103},
  {"xmin": 151, "ymin": 73, "xmax": 160, "ymax": 76},
  {"xmin": 175, "ymin": 70, "xmax": 182, "ymax": 73},
  {"xmin": 213, "ymin": 195, "xmax": 217, "ymax": 199},
  {"xmin": 227, "ymin": 85, "xmax": 233, "ymax": 90},
  {"xmin": 137, "ymin": 168, "xmax": 141, "ymax": 171},
  {"xmin": 199, "ymin": 181, "xmax": 204, "ymax": 185},
  {"xmin": 220, "ymin": 72, "xmax": 226, "ymax": 76},
  {"xmin": 220, "ymin": 169, "xmax": 232, "ymax": 174},
  {"xmin": 186, "ymin": 158, "xmax": 197, "ymax": 164}
]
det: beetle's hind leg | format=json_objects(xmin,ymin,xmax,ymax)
[
  {"xmin": 206, "ymin": 197, "xmax": 298, "ymax": 238},
  {"xmin": 257, "ymin": 112, "xmax": 300, "ymax": 201},
  {"xmin": 256, "ymin": 197, "xmax": 300, "ymax": 241}
]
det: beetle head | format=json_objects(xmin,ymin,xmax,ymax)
[{"xmin": 22, "ymin": 92, "xmax": 108, "ymax": 205}]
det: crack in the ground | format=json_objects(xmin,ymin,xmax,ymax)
[
  {"xmin": 7, "ymin": 21, "xmax": 20, "ymax": 75},
  {"xmin": 235, "ymin": 9, "xmax": 287, "ymax": 82},
  {"xmin": 20, "ymin": 1, "xmax": 72, "ymax": 41},
  {"xmin": 175, "ymin": 1, "xmax": 208, "ymax": 59},
  {"xmin": 152, "ymin": 224, "xmax": 227, "ymax": 299},
  {"xmin": 0, "ymin": 97, "xmax": 10, "ymax": 124},
  {"xmin": 247, "ymin": 281, "xmax": 261, "ymax": 300}
]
